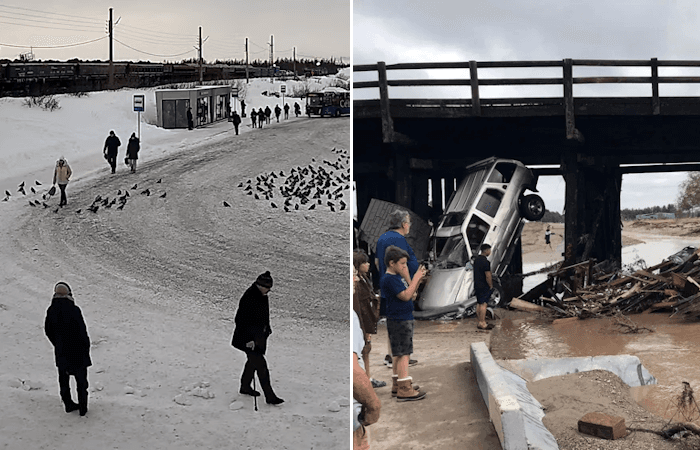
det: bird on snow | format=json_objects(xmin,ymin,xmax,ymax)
[
  {"xmin": 30, "ymin": 187, "xmax": 36, "ymax": 194},
  {"xmin": 308, "ymin": 204, "xmax": 315, "ymax": 210},
  {"xmin": 42, "ymin": 202, "xmax": 49, "ymax": 208},
  {"xmin": 18, "ymin": 181, "xmax": 25, "ymax": 189},
  {"xmin": 29, "ymin": 201, "xmax": 36, "ymax": 207},
  {"xmin": 159, "ymin": 192, "xmax": 166, "ymax": 198},
  {"xmin": 223, "ymin": 201, "xmax": 231, "ymax": 207},
  {"xmin": 156, "ymin": 179, "xmax": 162, "ymax": 183},
  {"xmin": 116, "ymin": 203, "xmax": 125, "ymax": 210},
  {"xmin": 141, "ymin": 189, "xmax": 150, "ymax": 196},
  {"xmin": 75, "ymin": 209, "xmax": 82, "ymax": 214},
  {"xmin": 19, "ymin": 187, "xmax": 25, "ymax": 195},
  {"xmin": 132, "ymin": 184, "xmax": 138, "ymax": 189},
  {"xmin": 238, "ymin": 182, "xmax": 243, "ymax": 188},
  {"xmin": 271, "ymin": 202, "xmax": 277, "ymax": 208},
  {"xmin": 5, "ymin": 190, "xmax": 10, "ymax": 197}
]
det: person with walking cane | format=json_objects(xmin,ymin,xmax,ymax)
[{"xmin": 231, "ymin": 271, "xmax": 284, "ymax": 406}]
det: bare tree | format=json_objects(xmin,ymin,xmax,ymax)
[{"xmin": 677, "ymin": 172, "xmax": 700, "ymax": 212}]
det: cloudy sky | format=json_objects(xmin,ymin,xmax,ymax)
[
  {"xmin": 0, "ymin": 1, "xmax": 349, "ymax": 63},
  {"xmin": 353, "ymin": 0, "xmax": 700, "ymax": 213}
]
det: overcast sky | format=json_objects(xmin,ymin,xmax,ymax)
[
  {"xmin": 353, "ymin": 0, "xmax": 700, "ymax": 213},
  {"xmin": 0, "ymin": 1, "xmax": 349, "ymax": 63}
]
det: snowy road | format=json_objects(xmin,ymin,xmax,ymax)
[{"xmin": 0, "ymin": 116, "xmax": 350, "ymax": 449}]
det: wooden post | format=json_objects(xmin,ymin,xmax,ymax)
[
  {"xmin": 394, "ymin": 147, "xmax": 412, "ymax": 208},
  {"xmin": 377, "ymin": 61, "xmax": 395, "ymax": 143},
  {"xmin": 469, "ymin": 60, "xmax": 481, "ymax": 116},
  {"xmin": 651, "ymin": 57, "xmax": 660, "ymax": 115},
  {"xmin": 562, "ymin": 151, "xmax": 581, "ymax": 265},
  {"xmin": 563, "ymin": 58, "xmax": 575, "ymax": 139}
]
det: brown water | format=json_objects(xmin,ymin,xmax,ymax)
[{"xmin": 490, "ymin": 313, "xmax": 700, "ymax": 423}]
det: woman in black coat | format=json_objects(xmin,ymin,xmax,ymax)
[
  {"xmin": 231, "ymin": 271, "xmax": 284, "ymax": 405},
  {"xmin": 44, "ymin": 282, "xmax": 91, "ymax": 416},
  {"xmin": 126, "ymin": 133, "xmax": 140, "ymax": 173}
]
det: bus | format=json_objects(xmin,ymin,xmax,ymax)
[{"xmin": 305, "ymin": 87, "xmax": 350, "ymax": 117}]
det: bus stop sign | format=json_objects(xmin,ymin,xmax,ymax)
[
  {"xmin": 231, "ymin": 87, "xmax": 239, "ymax": 97},
  {"xmin": 133, "ymin": 94, "xmax": 144, "ymax": 112},
  {"xmin": 280, "ymin": 85, "xmax": 286, "ymax": 93}
]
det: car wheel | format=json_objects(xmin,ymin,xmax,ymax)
[
  {"xmin": 487, "ymin": 282, "xmax": 506, "ymax": 308},
  {"xmin": 520, "ymin": 194, "xmax": 545, "ymax": 221}
]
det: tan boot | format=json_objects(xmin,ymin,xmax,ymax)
[
  {"xmin": 392, "ymin": 375, "xmax": 420, "ymax": 397},
  {"xmin": 396, "ymin": 377, "xmax": 426, "ymax": 402}
]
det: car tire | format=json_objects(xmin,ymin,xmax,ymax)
[
  {"xmin": 487, "ymin": 282, "xmax": 506, "ymax": 308},
  {"xmin": 520, "ymin": 194, "xmax": 545, "ymax": 221}
]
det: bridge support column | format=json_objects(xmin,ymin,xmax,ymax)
[{"xmin": 562, "ymin": 152, "xmax": 622, "ymax": 269}]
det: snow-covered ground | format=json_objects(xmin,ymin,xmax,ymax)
[{"xmin": 0, "ymin": 69, "xmax": 349, "ymax": 194}]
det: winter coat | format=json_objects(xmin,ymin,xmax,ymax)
[
  {"xmin": 44, "ymin": 294, "xmax": 92, "ymax": 371},
  {"xmin": 231, "ymin": 284, "xmax": 272, "ymax": 355},
  {"xmin": 232, "ymin": 113, "xmax": 242, "ymax": 125},
  {"xmin": 104, "ymin": 135, "xmax": 121, "ymax": 157},
  {"xmin": 264, "ymin": 106, "xmax": 271, "ymax": 118},
  {"xmin": 53, "ymin": 162, "xmax": 72, "ymax": 185},
  {"xmin": 127, "ymin": 136, "xmax": 140, "ymax": 159},
  {"xmin": 274, "ymin": 106, "xmax": 281, "ymax": 117}
]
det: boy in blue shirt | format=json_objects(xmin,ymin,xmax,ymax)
[{"xmin": 380, "ymin": 245, "xmax": 427, "ymax": 402}]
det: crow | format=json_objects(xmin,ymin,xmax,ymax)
[
  {"xmin": 35, "ymin": 180, "xmax": 42, "ymax": 185},
  {"xmin": 223, "ymin": 201, "xmax": 231, "ymax": 207},
  {"xmin": 156, "ymin": 178, "xmax": 162, "ymax": 183},
  {"xmin": 53, "ymin": 207, "xmax": 59, "ymax": 213},
  {"xmin": 254, "ymin": 194, "xmax": 259, "ymax": 200},
  {"xmin": 271, "ymin": 202, "xmax": 277, "ymax": 208},
  {"xmin": 75, "ymin": 209, "xmax": 82, "ymax": 214},
  {"xmin": 5, "ymin": 190, "xmax": 11, "ymax": 197},
  {"xmin": 29, "ymin": 201, "xmax": 36, "ymax": 207},
  {"xmin": 330, "ymin": 205, "xmax": 335, "ymax": 212},
  {"xmin": 309, "ymin": 203, "xmax": 315, "ymax": 210},
  {"xmin": 18, "ymin": 181, "xmax": 24, "ymax": 189},
  {"xmin": 30, "ymin": 187, "xmax": 36, "ymax": 194},
  {"xmin": 284, "ymin": 206, "xmax": 290, "ymax": 212},
  {"xmin": 295, "ymin": 204, "xmax": 299, "ymax": 210},
  {"xmin": 159, "ymin": 192, "xmax": 166, "ymax": 198},
  {"xmin": 94, "ymin": 195, "xmax": 102, "ymax": 204},
  {"xmin": 42, "ymin": 202, "xmax": 49, "ymax": 208},
  {"xmin": 88, "ymin": 205, "xmax": 98, "ymax": 213},
  {"xmin": 116, "ymin": 203, "xmax": 125, "ymax": 210},
  {"xmin": 238, "ymin": 182, "xmax": 243, "ymax": 188},
  {"xmin": 246, "ymin": 191, "xmax": 252, "ymax": 196},
  {"xmin": 19, "ymin": 187, "xmax": 25, "ymax": 195},
  {"xmin": 141, "ymin": 189, "xmax": 150, "ymax": 196}
]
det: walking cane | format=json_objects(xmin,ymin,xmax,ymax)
[{"xmin": 253, "ymin": 376, "xmax": 258, "ymax": 411}]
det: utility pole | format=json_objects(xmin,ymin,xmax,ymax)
[
  {"xmin": 269, "ymin": 34, "xmax": 274, "ymax": 82},
  {"xmin": 293, "ymin": 46, "xmax": 296, "ymax": 78},
  {"xmin": 199, "ymin": 27, "xmax": 203, "ymax": 85},
  {"xmin": 245, "ymin": 37, "xmax": 249, "ymax": 84},
  {"xmin": 108, "ymin": 8, "xmax": 114, "ymax": 89}
]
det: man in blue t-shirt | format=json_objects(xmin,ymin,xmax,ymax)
[
  {"xmin": 380, "ymin": 245, "xmax": 427, "ymax": 402},
  {"xmin": 474, "ymin": 243, "xmax": 494, "ymax": 330}
]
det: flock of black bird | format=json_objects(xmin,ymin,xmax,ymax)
[
  {"xmin": 3, "ymin": 179, "xmax": 165, "ymax": 214},
  {"xmin": 232, "ymin": 148, "xmax": 350, "ymax": 213}
]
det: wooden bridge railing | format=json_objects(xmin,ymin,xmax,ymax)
[{"xmin": 353, "ymin": 59, "xmax": 700, "ymax": 141}]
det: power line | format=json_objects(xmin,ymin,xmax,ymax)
[
  {"xmin": 0, "ymin": 3, "xmax": 101, "ymax": 22},
  {"xmin": 0, "ymin": 9, "xmax": 101, "ymax": 27},
  {"xmin": 118, "ymin": 22, "xmax": 201, "ymax": 40},
  {"xmin": 0, "ymin": 17, "xmax": 103, "ymax": 33},
  {"xmin": 116, "ymin": 25, "xmax": 196, "ymax": 44},
  {"xmin": 113, "ymin": 37, "xmax": 195, "ymax": 58},
  {"xmin": 0, "ymin": 35, "xmax": 107, "ymax": 49}
]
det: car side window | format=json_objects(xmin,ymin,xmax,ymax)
[
  {"xmin": 466, "ymin": 215, "xmax": 489, "ymax": 254},
  {"xmin": 487, "ymin": 163, "xmax": 517, "ymax": 184},
  {"xmin": 476, "ymin": 189, "xmax": 503, "ymax": 218}
]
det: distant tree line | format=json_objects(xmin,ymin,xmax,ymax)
[
  {"xmin": 541, "ymin": 209, "xmax": 564, "ymax": 223},
  {"xmin": 620, "ymin": 204, "xmax": 676, "ymax": 221}
]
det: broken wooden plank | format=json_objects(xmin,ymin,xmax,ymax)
[{"xmin": 509, "ymin": 297, "xmax": 547, "ymax": 312}]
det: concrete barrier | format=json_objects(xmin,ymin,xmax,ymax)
[
  {"xmin": 471, "ymin": 343, "xmax": 658, "ymax": 450},
  {"xmin": 471, "ymin": 342, "xmax": 559, "ymax": 450}
]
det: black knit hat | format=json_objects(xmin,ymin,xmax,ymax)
[{"xmin": 255, "ymin": 271, "xmax": 273, "ymax": 288}]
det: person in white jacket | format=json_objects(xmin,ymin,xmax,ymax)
[{"xmin": 52, "ymin": 157, "xmax": 72, "ymax": 207}]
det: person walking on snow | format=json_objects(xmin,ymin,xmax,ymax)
[
  {"xmin": 231, "ymin": 111, "xmax": 242, "ymax": 135},
  {"xmin": 231, "ymin": 271, "xmax": 284, "ymax": 405},
  {"xmin": 126, "ymin": 133, "xmax": 140, "ymax": 173},
  {"xmin": 52, "ymin": 157, "xmax": 72, "ymax": 207},
  {"xmin": 258, "ymin": 108, "xmax": 265, "ymax": 129},
  {"xmin": 44, "ymin": 282, "xmax": 91, "ymax": 416},
  {"xmin": 294, "ymin": 102, "xmax": 301, "ymax": 117},
  {"xmin": 251, "ymin": 109, "xmax": 258, "ymax": 128},
  {"xmin": 274, "ymin": 105, "xmax": 282, "ymax": 122},
  {"xmin": 283, "ymin": 103, "xmax": 290, "ymax": 120},
  {"xmin": 187, "ymin": 107, "xmax": 194, "ymax": 130},
  {"xmin": 264, "ymin": 106, "xmax": 272, "ymax": 124},
  {"xmin": 103, "ymin": 130, "xmax": 121, "ymax": 174}
]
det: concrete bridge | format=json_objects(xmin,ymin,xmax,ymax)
[{"xmin": 354, "ymin": 58, "xmax": 700, "ymax": 268}]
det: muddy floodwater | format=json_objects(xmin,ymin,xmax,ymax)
[{"xmin": 499, "ymin": 236, "xmax": 700, "ymax": 423}]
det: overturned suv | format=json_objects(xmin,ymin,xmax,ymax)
[
  {"xmin": 414, "ymin": 157, "xmax": 544, "ymax": 318},
  {"xmin": 356, "ymin": 157, "xmax": 545, "ymax": 320}
]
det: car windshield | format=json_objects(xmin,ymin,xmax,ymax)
[
  {"xmin": 444, "ymin": 167, "xmax": 490, "ymax": 214},
  {"xmin": 433, "ymin": 234, "xmax": 469, "ymax": 269}
]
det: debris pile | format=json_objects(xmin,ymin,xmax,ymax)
[{"xmin": 514, "ymin": 246, "xmax": 700, "ymax": 320}]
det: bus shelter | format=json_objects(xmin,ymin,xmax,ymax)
[{"xmin": 155, "ymin": 86, "xmax": 231, "ymax": 129}]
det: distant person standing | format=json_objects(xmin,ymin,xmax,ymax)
[
  {"xmin": 274, "ymin": 105, "xmax": 281, "ymax": 122},
  {"xmin": 294, "ymin": 102, "xmax": 301, "ymax": 117},
  {"xmin": 258, "ymin": 108, "xmax": 265, "ymax": 129},
  {"xmin": 231, "ymin": 271, "xmax": 284, "ymax": 405},
  {"xmin": 103, "ymin": 130, "xmax": 121, "ymax": 174},
  {"xmin": 264, "ymin": 106, "xmax": 272, "ymax": 124},
  {"xmin": 187, "ymin": 107, "xmax": 194, "ymax": 130},
  {"xmin": 126, "ymin": 133, "xmax": 140, "ymax": 173},
  {"xmin": 241, "ymin": 99, "xmax": 246, "ymax": 117},
  {"xmin": 52, "ymin": 157, "xmax": 72, "ymax": 207},
  {"xmin": 283, "ymin": 103, "xmax": 290, "ymax": 119},
  {"xmin": 44, "ymin": 282, "xmax": 91, "ymax": 416},
  {"xmin": 251, "ymin": 109, "xmax": 258, "ymax": 128},
  {"xmin": 231, "ymin": 111, "xmax": 242, "ymax": 135},
  {"xmin": 474, "ymin": 244, "xmax": 494, "ymax": 331},
  {"xmin": 545, "ymin": 225, "xmax": 553, "ymax": 250}
]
